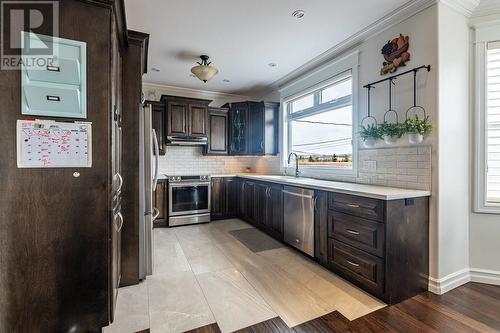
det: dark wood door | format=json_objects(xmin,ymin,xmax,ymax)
[
  {"xmin": 224, "ymin": 177, "xmax": 239, "ymax": 217},
  {"xmin": 267, "ymin": 184, "xmax": 284, "ymax": 239},
  {"xmin": 254, "ymin": 182, "xmax": 269, "ymax": 228},
  {"xmin": 153, "ymin": 180, "xmax": 167, "ymax": 227},
  {"xmin": 206, "ymin": 108, "xmax": 228, "ymax": 155},
  {"xmin": 189, "ymin": 104, "xmax": 208, "ymax": 137},
  {"xmin": 314, "ymin": 190, "xmax": 328, "ymax": 266},
  {"xmin": 229, "ymin": 104, "xmax": 249, "ymax": 154},
  {"xmin": 243, "ymin": 181, "xmax": 255, "ymax": 224},
  {"xmin": 150, "ymin": 101, "xmax": 165, "ymax": 155},
  {"xmin": 167, "ymin": 101, "xmax": 188, "ymax": 136},
  {"xmin": 249, "ymin": 102, "xmax": 264, "ymax": 155},
  {"xmin": 211, "ymin": 178, "xmax": 225, "ymax": 219}
]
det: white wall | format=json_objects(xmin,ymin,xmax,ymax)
[{"xmin": 435, "ymin": 3, "xmax": 471, "ymax": 285}]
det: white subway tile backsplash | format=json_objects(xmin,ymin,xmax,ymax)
[{"xmin": 161, "ymin": 145, "xmax": 432, "ymax": 191}]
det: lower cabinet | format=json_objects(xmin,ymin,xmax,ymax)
[
  {"xmin": 153, "ymin": 179, "xmax": 167, "ymax": 227},
  {"xmin": 211, "ymin": 177, "xmax": 238, "ymax": 220}
]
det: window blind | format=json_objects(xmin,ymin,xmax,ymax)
[{"xmin": 487, "ymin": 41, "xmax": 500, "ymax": 203}]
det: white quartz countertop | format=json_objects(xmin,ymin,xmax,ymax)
[{"xmin": 211, "ymin": 174, "xmax": 430, "ymax": 200}]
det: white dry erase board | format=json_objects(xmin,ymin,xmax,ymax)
[{"xmin": 17, "ymin": 120, "xmax": 92, "ymax": 168}]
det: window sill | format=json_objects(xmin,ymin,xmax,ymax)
[{"xmin": 474, "ymin": 203, "xmax": 500, "ymax": 215}]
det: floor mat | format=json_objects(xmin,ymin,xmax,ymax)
[{"xmin": 229, "ymin": 228, "xmax": 285, "ymax": 253}]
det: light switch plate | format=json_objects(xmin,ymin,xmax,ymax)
[{"xmin": 364, "ymin": 160, "xmax": 377, "ymax": 171}]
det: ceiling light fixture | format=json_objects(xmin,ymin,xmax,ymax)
[
  {"xmin": 191, "ymin": 55, "xmax": 219, "ymax": 83},
  {"xmin": 292, "ymin": 9, "xmax": 305, "ymax": 19}
]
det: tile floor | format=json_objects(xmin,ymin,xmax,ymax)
[{"xmin": 104, "ymin": 218, "xmax": 385, "ymax": 333}]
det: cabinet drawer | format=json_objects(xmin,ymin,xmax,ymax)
[
  {"xmin": 27, "ymin": 57, "xmax": 81, "ymax": 86},
  {"xmin": 329, "ymin": 240, "xmax": 384, "ymax": 294},
  {"xmin": 328, "ymin": 211, "xmax": 385, "ymax": 257},
  {"xmin": 23, "ymin": 83, "xmax": 82, "ymax": 117},
  {"xmin": 329, "ymin": 193, "xmax": 384, "ymax": 222}
]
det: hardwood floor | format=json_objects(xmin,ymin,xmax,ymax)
[{"xmin": 186, "ymin": 282, "xmax": 500, "ymax": 333}]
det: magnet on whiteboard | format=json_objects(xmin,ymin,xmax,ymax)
[{"xmin": 73, "ymin": 172, "xmax": 80, "ymax": 178}]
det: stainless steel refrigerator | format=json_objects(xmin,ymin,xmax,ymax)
[{"xmin": 139, "ymin": 103, "xmax": 160, "ymax": 279}]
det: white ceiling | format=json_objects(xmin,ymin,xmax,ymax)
[{"xmin": 124, "ymin": 0, "xmax": 411, "ymax": 97}]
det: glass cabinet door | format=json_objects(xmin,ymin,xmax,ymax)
[{"xmin": 231, "ymin": 107, "xmax": 248, "ymax": 154}]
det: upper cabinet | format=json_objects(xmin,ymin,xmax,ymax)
[
  {"xmin": 224, "ymin": 101, "xmax": 280, "ymax": 155},
  {"xmin": 147, "ymin": 100, "xmax": 166, "ymax": 155},
  {"xmin": 161, "ymin": 95, "xmax": 211, "ymax": 143},
  {"xmin": 205, "ymin": 107, "xmax": 229, "ymax": 155}
]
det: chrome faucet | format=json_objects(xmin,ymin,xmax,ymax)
[{"xmin": 287, "ymin": 152, "xmax": 300, "ymax": 177}]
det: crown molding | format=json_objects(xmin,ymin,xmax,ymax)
[
  {"xmin": 142, "ymin": 82, "xmax": 251, "ymax": 100},
  {"xmin": 263, "ymin": 0, "xmax": 437, "ymax": 93},
  {"xmin": 440, "ymin": 0, "xmax": 480, "ymax": 17},
  {"xmin": 470, "ymin": 0, "xmax": 500, "ymax": 20}
]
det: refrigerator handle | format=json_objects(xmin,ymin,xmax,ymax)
[{"xmin": 152, "ymin": 128, "xmax": 160, "ymax": 191}]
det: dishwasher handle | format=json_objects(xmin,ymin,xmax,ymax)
[{"xmin": 282, "ymin": 189, "xmax": 314, "ymax": 200}]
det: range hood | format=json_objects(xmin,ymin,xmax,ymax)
[{"xmin": 167, "ymin": 136, "xmax": 208, "ymax": 146}]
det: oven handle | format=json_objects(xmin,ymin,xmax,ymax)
[{"xmin": 169, "ymin": 182, "xmax": 211, "ymax": 188}]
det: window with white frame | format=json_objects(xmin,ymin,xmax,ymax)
[
  {"xmin": 486, "ymin": 41, "xmax": 500, "ymax": 204},
  {"xmin": 284, "ymin": 71, "xmax": 354, "ymax": 173},
  {"xmin": 474, "ymin": 24, "xmax": 500, "ymax": 213}
]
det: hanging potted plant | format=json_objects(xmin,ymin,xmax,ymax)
[
  {"xmin": 404, "ymin": 115, "xmax": 432, "ymax": 144},
  {"xmin": 379, "ymin": 122, "xmax": 404, "ymax": 145},
  {"xmin": 359, "ymin": 124, "xmax": 381, "ymax": 148}
]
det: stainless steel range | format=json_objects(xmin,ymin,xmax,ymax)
[{"xmin": 167, "ymin": 175, "xmax": 211, "ymax": 226}]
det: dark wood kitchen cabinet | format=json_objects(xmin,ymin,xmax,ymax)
[
  {"xmin": 211, "ymin": 177, "xmax": 238, "ymax": 220},
  {"xmin": 153, "ymin": 179, "xmax": 168, "ymax": 227},
  {"xmin": 161, "ymin": 95, "xmax": 211, "ymax": 141},
  {"xmin": 147, "ymin": 100, "xmax": 166, "ymax": 155},
  {"xmin": 321, "ymin": 193, "xmax": 429, "ymax": 304},
  {"xmin": 204, "ymin": 107, "xmax": 229, "ymax": 155},
  {"xmin": 240, "ymin": 180, "xmax": 256, "ymax": 223},
  {"xmin": 224, "ymin": 101, "xmax": 279, "ymax": 155},
  {"xmin": 314, "ymin": 190, "xmax": 329, "ymax": 267},
  {"xmin": 247, "ymin": 180, "xmax": 284, "ymax": 239}
]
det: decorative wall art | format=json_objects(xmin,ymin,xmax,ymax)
[{"xmin": 380, "ymin": 34, "xmax": 410, "ymax": 75}]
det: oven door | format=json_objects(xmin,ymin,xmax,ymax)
[{"xmin": 169, "ymin": 182, "xmax": 211, "ymax": 216}]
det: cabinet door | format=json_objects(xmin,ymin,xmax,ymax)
[
  {"xmin": 254, "ymin": 182, "xmax": 268, "ymax": 228},
  {"xmin": 211, "ymin": 178, "xmax": 225, "ymax": 220},
  {"xmin": 206, "ymin": 109, "xmax": 228, "ymax": 155},
  {"xmin": 189, "ymin": 104, "xmax": 208, "ymax": 137},
  {"xmin": 243, "ymin": 181, "xmax": 255, "ymax": 224},
  {"xmin": 267, "ymin": 184, "xmax": 283, "ymax": 239},
  {"xmin": 314, "ymin": 190, "xmax": 328, "ymax": 266},
  {"xmin": 167, "ymin": 101, "xmax": 188, "ymax": 136},
  {"xmin": 151, "ymin": 102, "xmax": 165, "ymax": 155},
  {"xmin": 249, "ymin": 102, "xmax": 264, "ymax": 155},
  {"xmin": 153, "ymin": 181, "xmax": 167, "ymax": 226},
  {"xmin": 224, "ymin": 177, "xmax": 238, "ymax": 217},
  {"xmin": 229, "ymin": 105, "xmax": 249, "ymax": 154}
]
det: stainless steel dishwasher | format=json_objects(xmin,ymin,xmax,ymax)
[{"xmin": 283, "ymin": 186, "xmax": 315, "ymax": 256}]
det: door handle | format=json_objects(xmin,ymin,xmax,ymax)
[
  {"xmin": 114, "ymin": 212, "xmax": 124, "ymax": 232},
  {"xmin": 152, "ymin": 207, "xmax": 160, "ymax": 220}
]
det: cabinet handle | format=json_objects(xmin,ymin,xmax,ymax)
[
  {"xmin": 346, "ymin": 259, "xmax": 360, "ymax": 267},
  {"xmin": 346, "ymin": 204, "xmax": 360, "ymax": 208},
  {"xmin": 314, "ymin": 197, "xmax": 318, "ymax": 211},
  {"xmin": 46, "ymin": 95, "xmax": 60, "ymax": 102},
  {"xmin": 152, "ymin": 207, "xmax": 160, "ymax": 220},
  {"xmin": 260, "ymin": 141, "xmax": 264, "ymax": 150},
  {"xmin": 46, "ymin": 65, "xmax": 60, "ymax": 72},
  {"xmin": 346, "ymin": 229, "xmax": 360, "ymax": 235}
]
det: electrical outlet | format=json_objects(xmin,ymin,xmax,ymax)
[{"xmin": 364, "ymin": 160, "xmax": 377, "ymax": 171}]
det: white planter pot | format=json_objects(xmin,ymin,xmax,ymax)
[
  {"xmin": 408, "ymin": 133, "xmax": 424, "ymax": 144},
  {"xmin": 383, "ymin": 135, "xmax": 397, "ymax": 145},
  {"xmin": 363, "ymin": 138, "xmax": 377, "ymax": 148}
]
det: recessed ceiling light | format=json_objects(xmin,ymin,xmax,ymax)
[
  {"xmin": 151, "ymin": 67, "xmax": 161, "ymax": 72},
  {"xmin": 292, "ymin": 10, "xmax": 305, "ymax": 19},
  {"xmin": 268, "ymin": 62, "xmax": 277, "ymax": 68},
  {"xmin": 223, "ymin": 79, "xmax": 230, "ymax": 83}
]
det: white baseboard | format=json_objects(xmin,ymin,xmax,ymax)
[
  {"xmin": 428, "ymin": 268, "xmax": 500, "ymax": 294},
  {"xmin": 428, "ymin": 268, "xmax": 471, "ymax": 294},
  {"xmin": 470, "ymin": 268, "xmax": 500, "ymax": 285}
]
